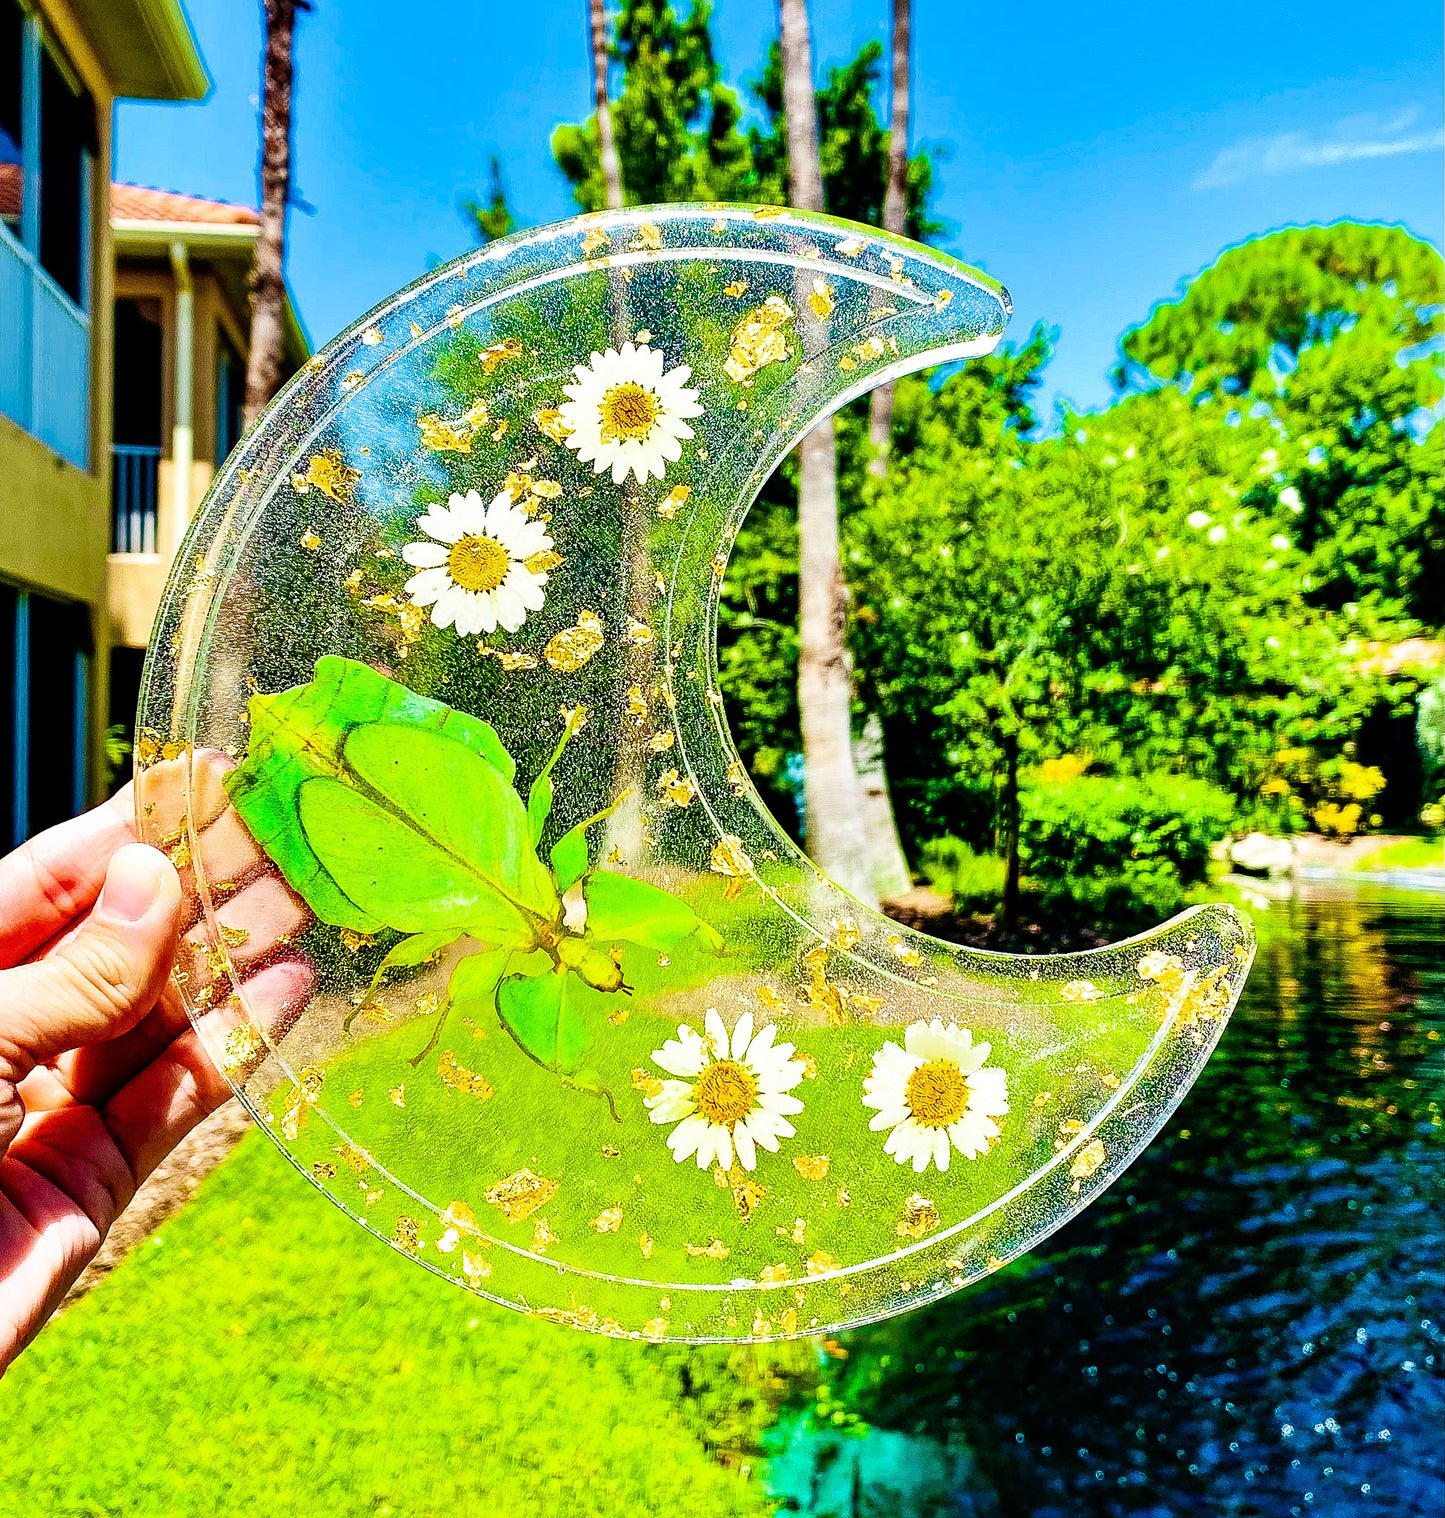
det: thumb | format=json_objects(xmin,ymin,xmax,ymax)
[{"xmin": 0, "ymin": 844, "xmax": 183, "ymax": 1072}]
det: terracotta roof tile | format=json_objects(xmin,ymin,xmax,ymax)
[{"xmin": 110, "ymin": 183, "xmax": 259, "ymax": 226}]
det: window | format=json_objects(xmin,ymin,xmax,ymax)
[
  {"xmin": 37, "ymin": 38, "xmax": 94, "ymax": 305},
  {"xmin": 216, "ymin": 335, "xmax": 245, "ymax": 462},
  {"xmin": 1, "ymin": 582, "xmax": 91, "ymax": 847},
  {"xmin": 0, "ymin": 1, "xmax": 22, "ymax": 240}
]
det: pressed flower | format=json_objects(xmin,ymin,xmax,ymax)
[
  {"xmin": 646, "ymin": 1009, "xmax": 805, "ymax": 1172},
  {"xmin": 557, "ymin": 341, "xmax": 703, "ymax": 485},
  {"xmin": 863, "ymin": 1018, "xmax": 1009, "ymax": 1174},
  {"xmin": 401, "ymin": 488, "xmax": 553, "ymax": 637}
]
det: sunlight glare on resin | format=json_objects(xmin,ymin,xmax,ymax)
[{"xmin": 136, "ymin": 206, "xmax": 1254, "ymax": 1342}]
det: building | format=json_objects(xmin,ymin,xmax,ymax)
[
  {"xmin": 2, "ymin": 1, "xmax": 307, "ymax": 848},
  {"xmin": 106, "ymin": 183, "xmax": 307, "ymax": 756}
]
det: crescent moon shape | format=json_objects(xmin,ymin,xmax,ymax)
[{"xmin": 139, "ymin": 206, "xmax": 1253, "ymax": 1342}]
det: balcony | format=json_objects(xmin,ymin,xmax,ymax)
[
  {"xmin": 111, "ymin": 442, "xmax": 161, "ymax": 552},
  {"xmin": 0, "ymin": 224, "xmax": 91, "ymax": 470}
]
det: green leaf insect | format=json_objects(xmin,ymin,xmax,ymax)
[{"xmin": 225, "ymin": 659, "xmax": 724, "ymax": 1090}]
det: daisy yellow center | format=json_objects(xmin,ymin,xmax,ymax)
[
  {"xmin": 905, "ymin": 1059, "xmax": 970, "ymax": 1128},
  {"xmin": 447, "ymin": 532, "xmax": 511, "ymax": 593},
  {"xmin": 694, "ymin": 1059, "xmax": 758, "ymax": 1128},
  {"xmin": 599, "ymin": 381, "xmax": 660, "ymax": 442}
]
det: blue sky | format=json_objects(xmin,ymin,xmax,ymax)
[{"xmin": 116, "ymin": 0, "xmax": 1444, "ymax": 418}]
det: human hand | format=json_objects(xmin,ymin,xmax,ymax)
[{"xmin": 0, "ymin": 753, "xmax": 313, "ymax": 1375}]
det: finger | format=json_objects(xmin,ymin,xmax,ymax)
[
  {"xmin": 0, "ymin": 846, "xmax": 182, "ymax": 1103},
  {"xmin": 132, "ymin": 748, "xmax": 236, "ymax": 850},
  {"xmin": 102, "ymin": 958, "xmax": 315, "ymax": 1184},
  {"xmin": 39, "ymin": 870, "xmax": 311, "ymax": 1110},
  {"xmin": 0, "ymin": 789, "xmax": 136, "ymax": 968}
]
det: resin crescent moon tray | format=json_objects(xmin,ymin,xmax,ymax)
[{"xmin": 136, "ymin": 205, "xmax": 1254, "ymax": 1342}]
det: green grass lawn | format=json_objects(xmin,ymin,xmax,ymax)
[
  {"xmin": 1, "ymin": 1131, "xmax": 801, "ymax": 1518},
  {"xmin": 1350, "ymin": 835, "xmax": 1444, "ymax": 872}
]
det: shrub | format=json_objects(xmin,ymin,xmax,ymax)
[
  {"xmin": 918, "ymin": 836, "xmax": 1007, "ymax": 912},
  {"xmin": 1019, "ymin": 771, "xmax": 1237, "ymax": 922}
]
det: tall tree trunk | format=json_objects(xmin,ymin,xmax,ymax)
[
  {"xmin": 589, "ymin": 0, "xmax": 624, "ymax": 211},
  {"xmin": 244, "ymin": 0, "xmax": 303, "ymax": 427},
  {"xmin": 866, "ymin": 0, "xmax": 910, "ymax": 478},
  {"xmin": 779, "ymin": 0, "xmax": 876, "ymax": 907},
  {"xmin": 999, "ymin": 730, "xmax": 1021, "ymax": 928}
]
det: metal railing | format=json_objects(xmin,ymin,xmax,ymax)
[
  {"xmin": 0, "ymin": 224, "xmax": 91, "ymax": 470},
  {"xmin": 111, "ymin": 444, "xmax": 162, "ymax": 554}
]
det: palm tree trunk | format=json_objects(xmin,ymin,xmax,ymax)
[
  {"xmin": 244, "ymin": 0, "xmax": 302, "ymax": 427},
  {"xmin": 866, "ymin": 0, "xmax": 910, "ymax": 477},
  {"xmin": 779, "ymin": 0, "xmax": 876, "ymax": 907},
  {"xmin": 589, "ymin": 0, "xmax": 624, "ymax": 211}
]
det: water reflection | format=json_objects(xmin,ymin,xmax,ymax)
[{"xmin": 766, "ymin": 883, "xmax": 1443, "ymax": 1517}]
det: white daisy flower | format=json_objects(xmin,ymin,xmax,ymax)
[
  {"xmin": 557, "ymin": 341, "xmax": 703, "ymax": 486},
  {"xmin": 862, "ymin": 1018, "xmax": 1009, "ymax": 1174},
  {"xmin": 401, "ymin": 487, "xmax": 553, "ymax": 637},
  {"xmin": 646, "ymin": 1009, "xmax": 805, "ymax": 1172}
]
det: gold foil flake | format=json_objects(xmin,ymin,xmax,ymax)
[
  {"xmin": 593, "ymin": 1207, "xmax": 624, "ymax": 1234},
  {"xmin": 1059, "ymin": 1117, "xmax": 1086, "ymax": 1138},
  {"xmin": 299, "ymin": 528, "xmax": 322, "ymax": 552},
  {"xmin": 656, "ymin": 483, "xmax": 691, "ymax": 519},
  {"xmin": 626, "ymin": 685, "xmax": 649, "ymax": 721},
  {"xmin": 478, "ymin": 336, "xmax": 523, "ymax": 373},
  {"xmin": 529, "ymin": 1218, "xmax": 558, "ymax": 1254},
  {"xmin": 637, "ymin": 1233, "xmax": 655, "ymax": 1259},
  {"xmin": 785, "ymin": 1217, "xmax": 807, "ymax": 1245},
  {"xmin": 534, "ymin": 408, "xmax": 576, "ymax": 443},
  {"xmin": 710, "ymin": 552, "xmax": 728, "ymax": 577},
  {"xmin": 656, "ymin": 768, "xmax": 696, "ymax": 807},
  {"xmin": 1138, "ymin": 950, "xmax": 1186, "ymax": 987},
  {"xmin": 627, "ymin": 618, "xmax": 655, "ymax": 646},
  {"xmin": 544, "ymin": 609, "xmax": 605, "ymax": 672},
  {"xmin": 348, "ymin": 1088, "xmax": 364, "ymax": 1109},
  {"xmin": 750, "ymin": 1311, "xmax": 771, "ymax": 1337},
  {"xmin": 388, "ymin": 1083, "xmax": 406, "ymax": 1107},
  {"xmin": 631, "ymin": 1067, "xmax": 664, "ymax": 1098},
  {"xmin": 529, "ymin": 477, "xmax": 562, "ymax": 500},
  {"xmin": 710, "ymin": 835, "xmax": 755, "ymax": 899},
  {"xmin": 418, "ymin": 398, "xmax": 490, "ymax": 453},
  {"xmin": 485, "ymin": 1168, "xmax": 559, "ymax": 1223},
  {"xmin": 836, "ymin": 1187, "xmax": 851, "ymax": 1207},
  {"xmin": 760, "ymin": 1263, "xmax": 792, "ymax": 1284},
  {"xmin": 887, "ymin": 933, "xmax": 924, "ymax": 969},
  {"xmin": 361, "ymin": 325, "xmax": 383, "ymax": 345},
  {"xmin": 723, "ymin": 279, "xmax": 748, "ymax": 298},
  {"xmin": 685, "ymin": 1239, "xmax": 731, "ymax": 1260},
  {"xmin": 393, "ymin": 1216, "xmax": 424, "ymax": 1254},
  {"xmin": 753, "ymin": 987, "xmax": 785, "ymax": 1016},
  {"xmin": 779, "ymin": 1308, "xmax": 799, "ymax": 1336},
  {"xmin": 312, "ymin": 1161, "xmax": 336, "ymax": 1180},
  {"xmin": 752, "ymin": 204, "xmax": 784, "ymax": 221},
  {"xmin": 832, "ymin": 917, "xmax": 861, "ymax": 951},
  {"xmin": 607, "ymin": 1006, "xmax": 630, "ymax": 1027},
  {"xmin": 341, "ymin": 370, "xmax": 364, "ymax": 390},
  {"xmin": 335, "ymin": 1141, "xmax": 373, "ymax": 1174},
  {"xmin": 793, "ymin": 1154, "xmax": 830, "ymax": 1181},
  {"xmin": 712, "ymin": 1163, "xmax": 766, "ymax": 1219},
  {"xmin": 292, "ymin": 449, "xmax": 360, "ymax": 503},
  {"xmin": 363, "ymin": 1189, "xmax": 384, "ymax": 1206},
  {"xmin": 646, "ymin": 730, "xmax": 675, "ymax": 754},
  {"xmin": 641, "ymin": 1316, "xmax": 668, "ymax": 1342},
  {"xmin": 339, "ymin": 927, "xmax": 376, "ymax": 952},
  {"xmin": 896, "ymin": 1194, "xmax": 940, "ymax": 1240},
  {"xmin": 1101, "ymin": 1071, "xmax": 1121, "ymax": 1090},
  {"xmin": 629, "ymin": 222, "xmax": 663, "ymax": 252},
  {"xmin": 462, "ymin": 1249, "xmax": 492, "ymax": 1285},
  {"xmin": 799, "ymin": 1053, "xmax": 818, "ymax": 1079},
  {"xmin": 724, "ymin": 295, "xmax": 795, "ymax": 384},
  {"xmin": 221, "ymin": 1022, "xmax": 267, "ymax": 1077},
  {"xmin": 438, "ymin": 1049, "xmax": 493, "ymax": 1099},
  {"xmin": 1061, "ymin": 979, "xmax": 1104, "ymax": 1004},
  {"xmin": 806, "ymin": 278, "xmax": 836, "ymax": 320},
  {"xmin": 561, "ymin": 704, "xmax": 589, "ymax": 736},
  {"xmin": 580, "ymin": 226, "xmax": 610, "ymax": 257},
  {"xmin": 836, "ymin": 235, "xmax": 866, "ymax": 257},
  {"xmin": 280, "ymin": 1064, "xmax": 324, "ymax": 1141},
  {"xmin": 933, "ymin": 288, "xmax": 953, "ymax": 312},
  {"xmin": 480, "ymin": 646, "xmax": 541, "ymax": 671},
  {"xmin": 1070, "ymin": 1138, "xmax": 1107, "ymax": 1189},
  {"xmin": 726, "ymin": 758, "xmax": 748, "ymax": 795},
  {"xmin": 838, "ymin": 334, "xmax": 893, "ymax": 373}
]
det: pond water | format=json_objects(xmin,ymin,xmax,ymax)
[{"xmin": 765, "ymin": 881, "xmax": 1444, "ymax": 1517}]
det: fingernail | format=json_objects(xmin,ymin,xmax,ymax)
[{"xmin": 98, "ymin": 845, "xmax": 169, "ymax": 924}]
